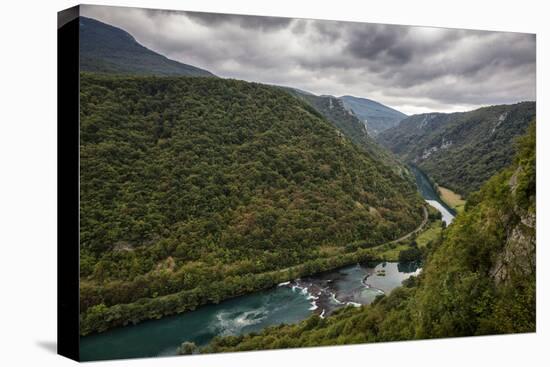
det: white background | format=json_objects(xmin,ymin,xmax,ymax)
[{"xmin": 0, "ymin": 0, "xmax": 547, "ymax": 365}]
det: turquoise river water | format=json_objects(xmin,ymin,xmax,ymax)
[{"xmin": 81, "ymin": 167, "xmax": 449, "ymax": 361}]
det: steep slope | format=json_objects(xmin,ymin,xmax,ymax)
[
  {"xmin": 79, "ymin": 73, "xmax": 424, "ymax": 334},
  {"xmin": 283, "ymin": 89, "xmax": 407, "ymax": 176},
  {"xmin": 340, "ymin": 95, "xmax": 408, "ymax": 136},
  {"xmin": 205, "ymin": 122, "xmax": 536, "ymax": 352},
  {"xmin": 79, "ymin": 17, "xmax": 214, "ymax": 77},
  {"xmin": 378, "ymin": 102, "xmax": 535, "ymax": 196}
]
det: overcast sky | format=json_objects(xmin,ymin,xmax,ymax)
[{"xmin": 82, "ymin": 5, "xmax": 536, "ymax": 115}]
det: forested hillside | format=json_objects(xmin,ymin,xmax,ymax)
[
  {"xmin": 80, "ymin": 17, "xmax": 214, "ymax": 77},
  {"xmin": 377, "ymin": 102, "xmax": 535, "ymax": 196},
  {"xmin": 205, "ymin": 122, "xmax": 536, "ymax": 352},
  {"xmin": 283, "ymin": 89, "xmax": 406, "ymax": 175},
  {"xmin": 79, "ymin": 73, "xmax": 424, "ymax": 334}
]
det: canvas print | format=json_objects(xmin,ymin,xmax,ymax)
[{"xmin": 62, "ymin": 4, "xmax": 536, "ymax": 361}]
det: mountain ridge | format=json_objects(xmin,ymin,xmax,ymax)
[
  {"xmin": 340, "ymin": 95, "xmax": 408, "ymax": 136},
  {"xmin": 79, "ymin": 16, "xmax": 215, "ymax": 77},
  {"xmin": 378, "ymin": 101, "xmax": 535, "ymax": 196},
  {"xmin": 281, "ymin": 88, "xmax": 409, "ymax": 178}
]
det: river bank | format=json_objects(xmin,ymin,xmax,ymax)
[
  {"xmin": 438, "ymin": 186, "xmax": 466, "ymax": 213},
  {"xmin": 409, "ymin": 165, "xmax": 457, "ymax": 225},
  {"xmin": 80, "ymin": 165, "xmax": 452, "ymax": 361},
  {"xmin": 284, "ymin": 261, "xmax": 423, "ymax": 319},
  {"xmin": 80, "ymin": 260, "xmax": 421, "ymax": 361},
  {"xmin": 80, "ymin": 200, "xmax": 430, "ymax": 337}
]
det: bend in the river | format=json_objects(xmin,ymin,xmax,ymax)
[
  {"xmin": 80, "ymin": 165, "xmax": 449, "ymax": 361},
  {"xmin": 409, "ymin": 165, "xmax": 456, "ymax": 225}
]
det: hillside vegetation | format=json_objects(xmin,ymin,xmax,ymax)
[
  {"xmin": 284, "ymin": 89, "xmax": 407, "ymax": 176},
  {"xmin": 205, "ymin": 123, "xmax": 535, "ymax": 352},
  {"xmin": 79, "ymin": 73, "xmax": 424, "ymax": 334},
  {"xmin": 378, "ymin": 102, "xmax": 535, "ymax": 196}
]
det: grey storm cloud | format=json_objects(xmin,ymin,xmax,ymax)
[
  {"xmin": 81, "ymin": 5, "xmax": 536, "ymax": 115},
  {"xmin": 183, "ymin": 12, "xmax": 293, "ymax": 30},
  {"xmin": 345, "ymin": 24, "xmax": 412, "ymax": 63}
]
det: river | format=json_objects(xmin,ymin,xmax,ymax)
[
  {"xmin": 409, "ymin": 165, "xmax": 456, "ymax": 225},
  {"xmin": 80, "ymin": 167, "xmax": 451, "ymax": 361},
  {"xmin": 80, "ymin": 261, "xmax": 421, "ymax": 361}
]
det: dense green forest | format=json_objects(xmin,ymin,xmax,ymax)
[
  {"xmin": 80, "ymin": 16, "xmax": 406, "ymax": 177},
  {"xmin": 284, "ymin": 90, "xmax": 371, "ymax": 151},
  {"xmin": 79, "ymin": 73, "xmax": 425, "ymax": 335},
  {"xmin": 204, "ymin": 123, "xmax": 535, "ymax": 352},
  {"xmin": 283, "ymin": 89, "xmax": 407, "ymax": 176},
  {"xmin": 378, "ymin": 102, "xmax": 535, "ymax": 196}
]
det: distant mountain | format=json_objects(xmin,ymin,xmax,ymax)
[
  {"xmin": 340, "ymin": 95, "xmax": 408, "ymax": 136},
  {"xmin": 79, "ymin": 17, "xmax": 214, "ymax": 77},
  {"xmin": 286, "ymin": 90, "xmax": 369, "ymax": 150},
  {"xmin": 282, "ymin": 88, "xmax": 408, "ymax": 176},
  {"xmin": 378, "ymin": 102, "xmax": 536, "ymax": 196}
]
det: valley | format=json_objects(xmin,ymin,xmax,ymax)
[
  {"xmin": 79, "ymin": 132, "xmax": 453, "ymax": 360},
  {"xmin": 78, "ymin": 73, "xmax": 426, "ymax": 337},
  {"xmin": 378, "ymin": 102, "xmax": 536, "ymax": 196},
  {"xmin": 74, "ymin": 12, "xmax": 536, "ymax": 361},
  {"xmin": 204, "ymin": 123, "xmax": 535, "ymax": 353},
  {"xmin": 340, "ymin": 95, "xmax": 408, "ymax": 136}
]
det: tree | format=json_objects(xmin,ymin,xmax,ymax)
[
  {"xmin": 177, "ymin": 341, "xmax": 198, "ymax": 355},
  {"xmin": 398, "ymin": 247, "xmax": 422, "ymax": 262}
]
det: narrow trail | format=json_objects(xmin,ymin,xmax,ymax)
[{"xmin": 388, "ymin": 206, "xmax": 428, "ymax": 244}]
